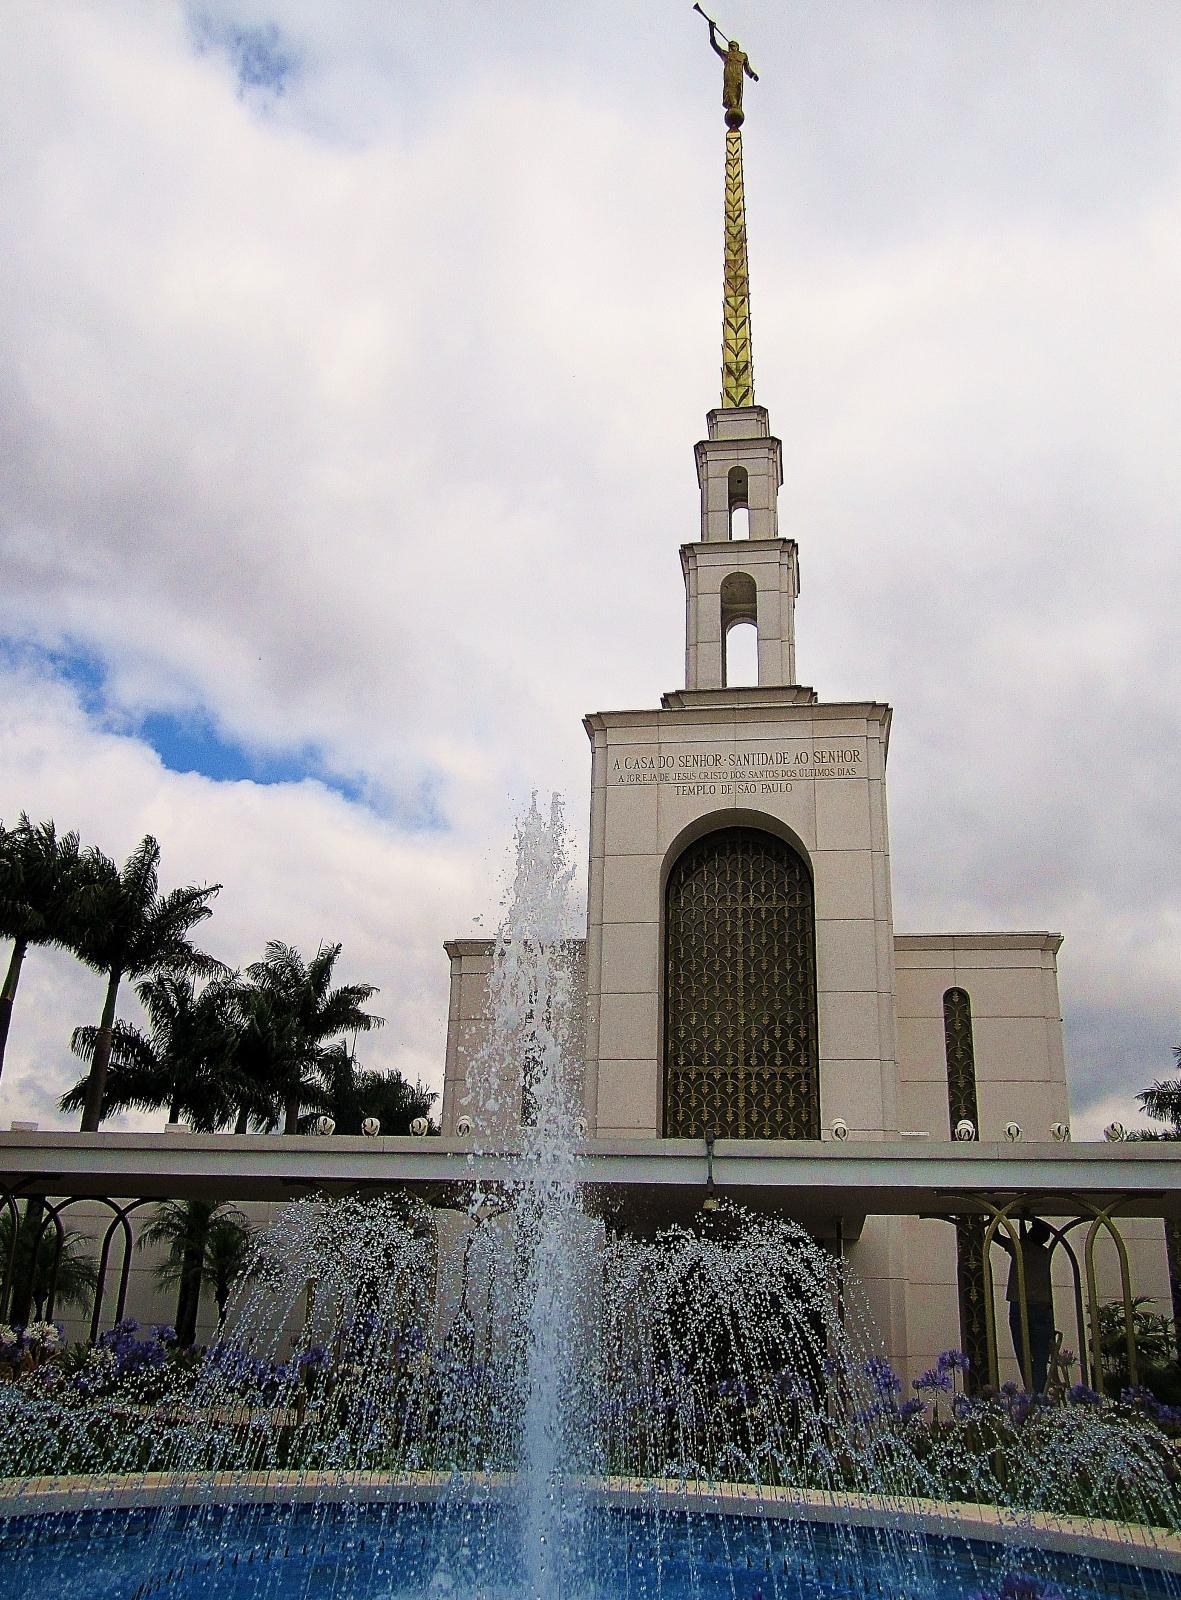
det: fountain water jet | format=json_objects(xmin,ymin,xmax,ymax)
[{"xmin": 462, "ymin": 791, "xmax": 587, "ymax": 1597}]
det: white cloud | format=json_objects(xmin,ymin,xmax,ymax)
[{"xmin": 0, "ymin": 661, "xmax": 490, "ymax": 1127}]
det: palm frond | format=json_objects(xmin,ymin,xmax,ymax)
[{"xmin": 1137, "ymin": 1076, "xmax": 1181, "ymax": 1132}]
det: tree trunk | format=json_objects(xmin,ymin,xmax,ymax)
[
  {"xmin": 0, "ymin": 938, "xmax": 28, "ymax": 1082},
  {"xmin": 1167, "ymin": 1220, "xmax": 1181, "ymax": 1362},
  {"xmin": 8, "ymin": 1196, "xmax": 44, "ymax": 1327},
  {"xmin": 175, "ymin": 1214, "xmax": 210, "ymax": 1348},
  {"xmin": 234, "ymin": 1105, "xmax": 249, "ymax": 1134},
  {"xmin": 80, "ymin": 970, "xmax": 121, "ymax": 1132},
  {"xmin": 284, "ymin": 1093, "xmax": 300, "ymax": 1135}
]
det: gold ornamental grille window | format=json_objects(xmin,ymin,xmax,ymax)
[
  {"xmin": 664, "ymin": 827, "xmax": 819, "ymax": 1139},
  {"xmin": 943, "ymin": 987, "xmax": 979, "ymax": 1132},
  {"xmin": 944, "ymin": 987, "xmax": 987, "ymax": 1388}
]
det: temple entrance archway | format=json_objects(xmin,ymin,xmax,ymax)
[{"xmin": 663, "ymin": 825, "xmax": 820, "ymax": 1139}]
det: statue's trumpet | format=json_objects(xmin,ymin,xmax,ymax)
[{"xmin": 693, "ymin": 3, "xmax": 729, "ymax": 39}]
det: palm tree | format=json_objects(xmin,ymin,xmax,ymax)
[
  {"xmin": 60, "ymin": 972, "xmax": 243, "ymax": 1130},
  {"xmin": 203, "ymin": 1207, "xmax": 258, "ymax": 1325},
  {"xmin": 0, "ymin": 1209, "xmax": 100, "ymax": 1322},
  {"xmin": 1133, "ymin": 1048, "xmax": 1181, "ymax": 1137},
  {"xmin": 139, "ymin": 1199, "xmax": 255, "ymax": 1346},
  {"xmin": 1132, "ymin": 1046, "xmax": 1181, "ymax": 1357},
  {"xmin": 72, "ymin": 836, "xmax": 222, "ymax": 1132},
  {"xmin": 244, "ymin": 942, "xmax": 383, "ymax": 1133},
  {"xmin": 328, "ymin": 1062, "xmax": 437, "ymax": 1135},
  {"xmin": 224, "ymin": 980, "xmax": 308, "ymax": 1132},
  {"xmin": 0, "ymin": 815, "xmax": 98, "ymax": 1083}
]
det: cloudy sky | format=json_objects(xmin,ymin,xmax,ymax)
[{"xmin": 1, "ymin": 1, "xmax": 1178, "ymax": 1138}]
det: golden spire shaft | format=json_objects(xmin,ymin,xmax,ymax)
[{"xmin": 720, "ymin": 124, "xmax": 754, "ymax": 407}]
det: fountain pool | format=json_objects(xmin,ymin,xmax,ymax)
[{"xmin": 3, "ymin": 1491, "xmax": 1180, "ymax": 1600}]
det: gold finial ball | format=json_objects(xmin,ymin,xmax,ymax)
[{"xmin": 725, "ymin": 107, "xmax": 745, "ymax": 129}]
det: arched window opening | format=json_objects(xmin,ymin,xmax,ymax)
[
  {"xmin": 944, "ymin": 986, "xmax": 987, "ymax": 1391},
  {"xmin": 664, "ymin": 827, "xmax": 819, "ymax": 1139},
  {"xmin": 727, "ymin": 465, "xmax": 750, "ymax": 540},
  {"xmin": 719, "ymin": 571, "xmax": 757, "ymax": 688},
  {"xmin": 943, "ymin": 987, "xmax": 979, "ymax": 1132},
  {"xmin": 725, "ymin": 620, "xmax": 758, "ymax": 687}
]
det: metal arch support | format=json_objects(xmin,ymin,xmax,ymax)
[
  {"xmin": 1081, "ymin": 1202, "xmax": 1140, "ymax": 1395},
  {"xmin": 0, "ymin": 1185, "xmax": 24, "ymax": 1321},
  {"xmin": 934, "ymin": 1191, "xmax": 1142, "ymax": 1396},
  {"xmin": 88, "ymin": 1198, "xmax": 137, "ymax": 1342},
  {"xmin": 4, "ymin": 1194, "xmax": 71, "ymax": 1324},
  {"xmin": 977, "ymin": 1200, "xmax": 1030, "ymax": 1391},
  {"xmin": 35, "ymin": 1194, "xmax": 151, "ymax": 1327},
  {"xmin": 457, "ymin": 1207, "xmax": 509, "ymax": 1366},
  {"xmin": 88, "ymin": 1198, "xmax": 156, "ymax": 1342},
  {"xmin": 1015, "ymin": 1196, "xmax": 1140, "ymax": 1395},
  {"xmin": 36, "ymin": 1199, "xmax": 69, "ymax": 1321},
  {"xmin": 1036, "ymin": 1217, "xmax": 1090, "ymax": 1391}
]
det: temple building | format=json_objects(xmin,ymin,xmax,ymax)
[{"xmin": 439, "ymin": 67, "xmax": 1170, "ymax": 1385}]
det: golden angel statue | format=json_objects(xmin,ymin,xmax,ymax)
[{"xmin": 695, "ymin": 5, "xmax": 759, "ymax": 127}]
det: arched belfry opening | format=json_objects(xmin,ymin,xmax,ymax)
[
  {"xmin": 663, "ymin": 826, "xmax": 820, "ymax": 1139},
  {"xmin": 720, "ymin": 571, "xmax": 758, "ymax": 686},
  {"xmin": 727, "ymin": 464, "xmax": 750, "ymax": 539}
]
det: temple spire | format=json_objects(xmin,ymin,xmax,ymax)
[
  {"xmin": 695, "ymin": 8, "xmax": 760, "ymax": 407},
  {"xmin": 721, "ymin": 125, "xmax": 754, "ymax": 407}
]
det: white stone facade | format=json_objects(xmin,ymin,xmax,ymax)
[{"xmin": 439, "ymin": 400, "xmax": 1171, "ymax": 1383}]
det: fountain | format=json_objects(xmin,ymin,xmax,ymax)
[{"xmin": 1, "ymin": 798, "xmax": 1180, "ymax": 1599}]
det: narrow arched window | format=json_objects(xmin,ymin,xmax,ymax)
[
  {"xmin": 943, "ymin": 987, "xmax": 978, "ymax": 1133},
  {"xmin": 944, "ymin": 986, "xmax": 986, "ymax": 1389},
  {"xmin": 664, "ymin": 827, "xmax": 819, "ymax": 1139}
]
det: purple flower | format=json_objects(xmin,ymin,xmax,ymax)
[
  {"xmin": 913, "ymin": 1367, "xmax": 953, "ymax": 1393},
  {"xmin": 897, "ymin": 1398, "xmax": 926, "ymax": 1421},
  {"xmin": 864, "ymin": 1357, "xmax": 902, "ymax": 1398},
  {"xmin": 937, "ymin": 1349, "xmax": 970, "ymax": 1372},
  {"xmin": 951, "ymin": 1393, "xmax": 973, "ymax": 1419},
  {"xmin": 1067, "ymin": 1383, "xmax": 1102, "ymax": 1407},
  {"xmin": 297, "ymin": 1344, "xmax": 330, "ymax": 1372}
]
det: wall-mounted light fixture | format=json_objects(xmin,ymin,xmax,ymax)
[{"xmin": 954, "ymin": 1118, "xmax": 976, "ymax": 1142}]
